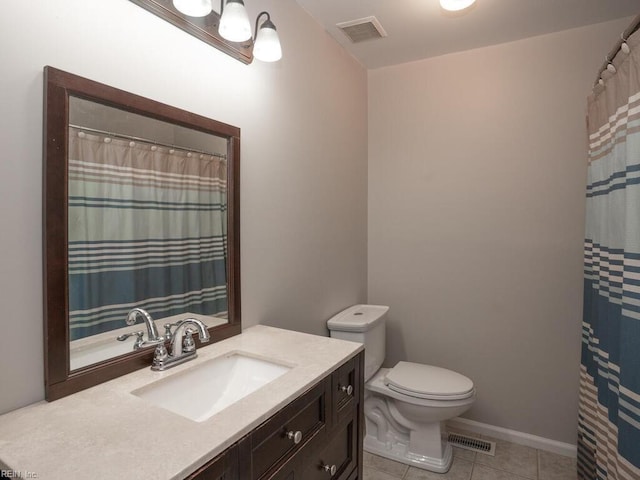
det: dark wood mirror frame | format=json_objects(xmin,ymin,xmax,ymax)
[
  {"xmin": 43, "ymin": 66, "xmax": 241, "ymax": 401},
  {"xmin": 129, "ymin": 0, "xmax": 254, "ymax": 64}
]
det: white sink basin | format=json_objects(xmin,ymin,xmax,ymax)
[{"xmin": 132, "ymin": 352, "xmax": 291, "ymax": 422}]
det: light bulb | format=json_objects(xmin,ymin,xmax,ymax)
[
  {"xmin": 219, "ymin": 0, "xmax": 252, "ymax": 43},
  {"xmin": 439, "ymin": 0, "xmax": 476, "ymax": 12},
  {"xmin": 172, "ymin": 0, "xmax": 212, "ymax": 17},
  {"xmin": 254, "ymin": 20, "xmax": 282, "ymax": 62}
]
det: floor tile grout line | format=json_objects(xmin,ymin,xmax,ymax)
[{"xmin": 472, "ymin": 458, "xmax": 540, "ymax": 480}]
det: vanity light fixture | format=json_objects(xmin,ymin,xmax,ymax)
[
  {"xmin": 219, "ymin": 0, "xmax": 282, "ymax": 62},
  {"xmin": 173, "ymin": 0, "xmax": 212, "ymax": 17},
  {"xmin": 439, "ymin": 0, "xmax": 476, "ymax": 12}
]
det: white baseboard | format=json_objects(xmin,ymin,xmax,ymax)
[{"xmin": 447, "ymin": 417, "xmax": 577, "ymax": 458}]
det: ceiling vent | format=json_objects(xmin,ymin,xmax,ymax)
[{"xmin": 336, "ymin": 16, "xmax": 387, "ymax": 43}]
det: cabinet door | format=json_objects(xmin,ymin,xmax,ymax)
[
  {"xmin": 185, "ymin": 444, "xmax": 238, "ymax": 480},
  {"xmin": 332, "ymin": 357, "xmax": 357, "ymax": 413},
  {"xmin": 301, "ymin": 413, "xmax": 357, "ymax": 480},
  {"xmin": 331, "ymin": 356, "xmax": 360, "ymax": 431},
  {"xmin": 263, "ymin": 456, "xmax": 299, "ymax": 480}
]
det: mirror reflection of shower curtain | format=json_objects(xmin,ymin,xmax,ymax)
[
  {"xmin": 578, "ymin": 27, "xmax": 640, "ymax": 480},
  {"xmin": 67, "ymin": 127, "xmax": 228, "ymax": 340}
]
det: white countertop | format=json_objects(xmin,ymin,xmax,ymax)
[{"xmin": 0, "ymin": 325, "xmax": 363, "ymax": 479}]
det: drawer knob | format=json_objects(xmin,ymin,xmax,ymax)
[
  {"xmin": 286, "ymin": 430, "xmax": 303, "ymax": 444},
  {"xmin": 340, "ymin": 384, "xmax": 354, "ymax": 396},
  {"xmin": 322, "ymin": 464, "xmax": 337, "ymax": 475}
]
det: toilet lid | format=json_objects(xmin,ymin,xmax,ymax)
[{"xmin": 384, "ymin": 362, "xmax": 474, "ymax": 400}]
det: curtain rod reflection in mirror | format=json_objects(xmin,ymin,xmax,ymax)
[{"xmin": 69, "ymin": 124, "xmax": 228, "ymax": 159}]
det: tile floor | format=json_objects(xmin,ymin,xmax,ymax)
[{"xmin": 362, "ymin": 430, "xmax": 577, "ymax": 480}]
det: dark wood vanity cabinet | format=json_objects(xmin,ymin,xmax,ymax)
[{"xmin": 187, "ymin": 352, "xmax": 363, "ymax": 480}]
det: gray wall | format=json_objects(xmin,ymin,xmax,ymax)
[
  {"xmin": 367, "ymin": 18, "xmax": 632, "ymax": 444},
  {"xmin": 0, "ymin": 0, "xmax": 368, "ymax": 414}
]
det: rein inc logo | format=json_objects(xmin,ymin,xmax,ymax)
[{"xmin": 1, "ymin": 471, "xmax": 38, "ymax": 479}]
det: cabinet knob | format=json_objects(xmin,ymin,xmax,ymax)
[
  {"xmin": 339, "ymin": 384, "xmax": 354, "ymax": 396},
  {"xmin": 322, "ymin": 464, "xmax": 337, "ymax": 475},
  {"xmin": 286, "ymin": 430, "xmax": 303, "ymax": 444}
]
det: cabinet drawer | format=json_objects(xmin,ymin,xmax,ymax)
[
  {"xmin": 332, "ymin": 357, "xmax": 357, "ymax": 415},
  {"xmin": 242, "ymin": 379, "xmax": 329, "ymax": 480},
  {"xmin": 301, "ymin": 413, "xmax": 357, "ymax": 480}
]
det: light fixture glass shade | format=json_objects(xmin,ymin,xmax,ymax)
[
  {"xmin": 172, "ymin": 0, "xmax": 212, "ymax": 17},
  {"xmin": 439, "ymin": 0, "xmax": 476, "ymax": 11},
  {"xmin": 254, "ymin": 22, "xmax": 282, "ymax": 62},
  {"xmin": 218, "ymin": 0, "xmax": 252, "ymax": 43}
]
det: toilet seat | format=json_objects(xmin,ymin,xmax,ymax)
[{"xmin": 384, "ymin": 362, "xmax": 474, "ymax": 400}]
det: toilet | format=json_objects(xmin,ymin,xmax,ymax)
[{"xmin": 327, "ymin": 304, "xmax": 475, "ymax": 473}]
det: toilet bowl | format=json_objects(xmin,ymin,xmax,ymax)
[{"xmin": 327, "ymin": 305, "xmax": 476, "ymax": 473}]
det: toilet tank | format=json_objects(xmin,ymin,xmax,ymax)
[{"xmin": 327, "ymin": 304, "xmax": 388, "ymax": 382}]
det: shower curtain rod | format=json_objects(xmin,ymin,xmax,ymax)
[
  {"xmin": 69, "ymin": 124, "xmax": 227, "ymax": 159},
  {"xmin": 593, "ymin": 13, "xmax": 640, "ymax": 87}
]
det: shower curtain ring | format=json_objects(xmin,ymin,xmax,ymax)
[{"xmin": 620, "ymin": 34, "xmax": 630, "ymax": 54}]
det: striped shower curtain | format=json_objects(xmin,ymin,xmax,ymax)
[
  {"xmin": 578, "ymin": 29, "xmax": 640, "ymax": 479},
  {"xmin": 67, "ymin": 127, "xmax": 228, "ymax": 340}
]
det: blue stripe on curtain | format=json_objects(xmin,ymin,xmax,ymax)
[
  {"xmin": 581, "ymin": 250, "xmax": 640, "ymax": 476},
  {"xmin": 67, "ymin": 127, "xmax": 228, "ymax": 341},
  {"xmin": 69, "ymin": 259, "xmax": 228, "ymax": 339},
  {"xmin": 577, "ymin": 28, "xmax": 640, "ymax": 479}
]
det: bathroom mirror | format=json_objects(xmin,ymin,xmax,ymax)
[
  {"xmin": 129, "ymin": 0, "xmax": 254, "ymax": 64},
  {"xmin": 43, "ymin": 66, "xmax": 241, "ymax": 400}
]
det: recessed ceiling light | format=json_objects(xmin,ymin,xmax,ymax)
[{"xmin": 440, "ymin": 0, "xmax": 476, "ymax": 12}]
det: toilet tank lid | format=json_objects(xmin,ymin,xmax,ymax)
[{"xmin": 327, "ymin": 304, "xmax": 389, "ymax": 332}]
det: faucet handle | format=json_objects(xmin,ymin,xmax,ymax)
[
  {"xmin": 163, "ymin": 322, "xmax": 181, "ymax": 341},
  {"xmin": 136, "ymin": 336, "xmax": 166, "ymax": 350},
  {"xmin": 117, "ymin": 331, "xmax": 145, "ymax": 349},
  {"xmin": 183, "ymin": 330, "xmax": 196, "ymax": 353}
]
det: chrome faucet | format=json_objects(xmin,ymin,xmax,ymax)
[
  {"xmin": 116, "ymin": 308, "xmax": 166, "ymax": 350},
  {"xmin": 151, "ymin": 318, "xmax": 210, "ymax": 371}
]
